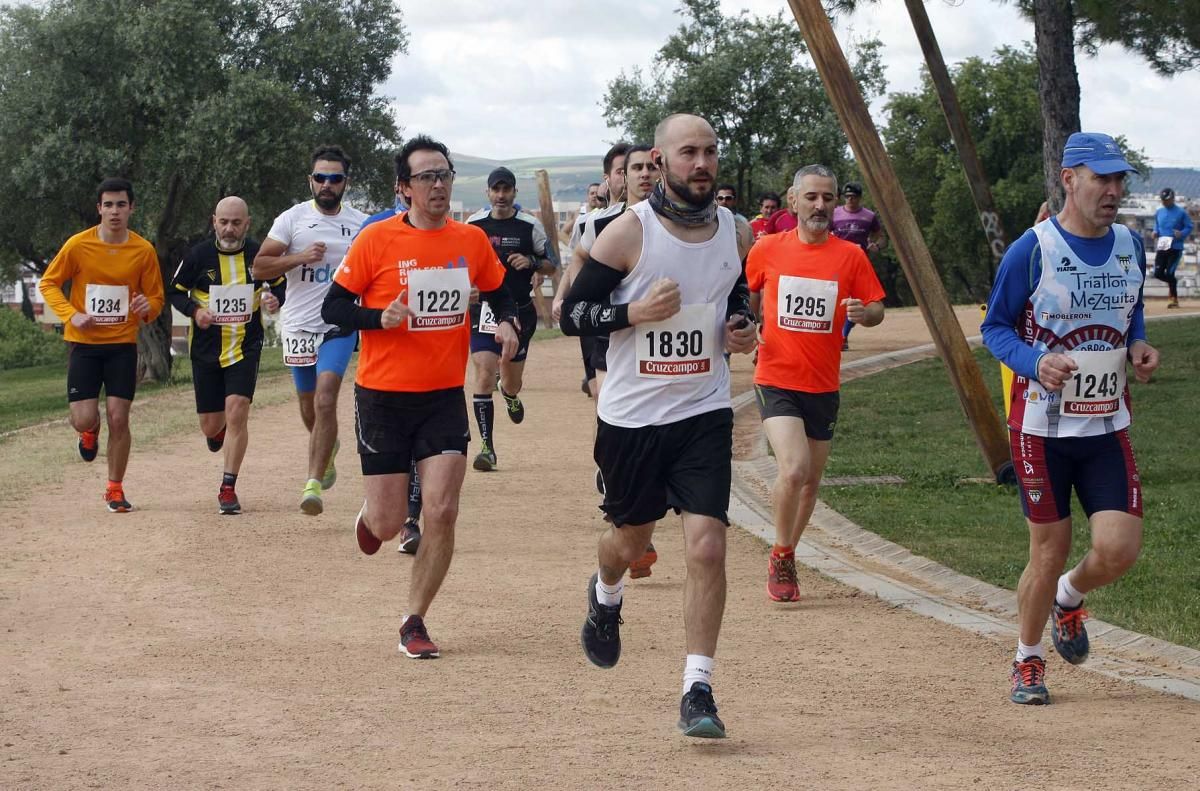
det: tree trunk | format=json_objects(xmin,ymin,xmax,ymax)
[
  {"xmin": 1033, "ymin": 0, "xmax": 1081, "ymax": 213},
  {"xmin": 20, "ymin": 281, "xmax": 36, "ymax": 321},
  {"xmin": 139, "ymin": 171, "xmax": 187, "ymax": 383}
]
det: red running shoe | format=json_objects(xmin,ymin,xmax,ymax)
[
  {"xmin": 355, "ymin": 502, "xmax": 381, "ymax": 555},
  {"xmin": 218, "ymin": 484, "xmax": 241, "ymax": 515},
  {"xmin": 767, "ymin": 552, "xmax": 800, "ymax": 602},
  {"xmin": 78, "ymin": 426, "xmax": 100, "ymax": 462},
  {"xmin": 399, "ymin": 615, "xmax": 440, "ymax": 659},
  {"xmin": 104, "ymin": 485, "xmax": 133, "ymax": 513}
]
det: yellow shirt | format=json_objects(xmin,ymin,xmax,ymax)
[{"xmin": 39, "ymin": 227, "xmax": 164, "ymax": 344}]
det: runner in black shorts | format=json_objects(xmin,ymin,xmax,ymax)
[
  {"xmin": 464, "ymin": 167, "xmax": 556, "ymax": 472},
  {"xmin": 323, "ymin": 134, "xmax": 519, "ymax": 661},
  {"xmin": 39, "ymin": 177, "xmax": 164, "ymax": 513},
  {"xmin": 170, "ymin": 197, "xmax": 285, "ymax": 514},
  {"xmin": 560, "ymin": 115, "xmax": 757, "ymax": 738}
]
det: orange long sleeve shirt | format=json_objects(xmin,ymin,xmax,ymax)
[{"xmin": 39, "ymin": 227, "xmax": 164, "ymax": 344}]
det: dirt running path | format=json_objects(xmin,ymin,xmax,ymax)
[{"xmin": 3, "ymin": 303, "xmax": 1199, "ymax": 790}]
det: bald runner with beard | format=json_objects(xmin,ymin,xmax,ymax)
[{"xmin": 561, "ymin": 114, "xmax": 756, "ymax": 739}]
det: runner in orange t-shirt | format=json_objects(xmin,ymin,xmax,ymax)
[
  {"xmin": 321, "ymin": 135, "xmax": 518, "ymax": 660},
  {"xmin": 38, "ymin": 177, "xmax": 164, "ymax": 513},
  {"xmin": 746, "ymin": 165, "xmax": 885, "ymax": 602}
]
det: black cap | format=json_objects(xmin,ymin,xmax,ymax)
[
  {"xmin": 487, "ymin": 167, "xmax": 516, "ymax": 188},
  {"xmin": 842, "ymin": 182, "xmax": 863, "ymax": 196},
  {"xmin": 1160, "ymin": 187, "xmax": 1175, "ymax": 200}
]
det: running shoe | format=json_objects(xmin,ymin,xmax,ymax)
[
  {"xmin": 321, "ymin": 438, "xmax": 339, "ymax": 490},
  {"xmin": 78, "ymin": 426, "xmax": 100, "ymax": 462},
  {"xmin": 1051, "ymin": 601, "xmax": 1090, "ymax": 665},
  {"xmin": 841, "ymin": 339, "xmax": 850, "ymax": 352},
  {"xmin": 629, "ymin": 543, "xmax": 658, "ymax": 579},
  {"xmin": 300, "ymin": 479, "xmax": 323, "ymax": 516},
  {"xmin": 206, "ymin": 426, "xmax": 226, "ymax": 453},
  {"xmin": 595, "ymin": 468, "xmax": 605, "ymax": 496},
  {"xmin": 767, "ymin": 552, "xmax": 800, "ymax": 602},
  {"xmin": 473, "ymin": 444, "xmax": 497, "ymax": 472},
  {"xmin": 1167, "ymin": 298, "xmax": 1180, "ymax": 309},
  {"xmin": 501, "ymin": 390, "xmax": 525, "ymax": 424},
  {"xmin": 1010, "ymin": 656, "xmax": 1050, "ymax": 705},
  {"xmin": 355, "ymin": 501, "xmax": 381, "ymax": 555},
  {"xmin": 581, "ymin": 572, "xmax": 622, "ymax": 668},
  {"xmin": 397, "ymin": 517, "xmax": 421, "ymax": 555},
  {"xmin": 104, "ymin": 485, "xmax": 133, "ymax": 513},
  {"xmin": 678, "ymin": 682, "xmax": 726, "ymax": 738},
  {"xmin": 218, "ymin": 484, "xmax": 241, "ymax": 515},
  {"xmin": 399, "ymin": 615, "xmax": 440, "ymax": 659}
]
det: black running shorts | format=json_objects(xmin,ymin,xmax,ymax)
[
  {"xmin": 755, "ymin": 384, "xmax": 840, "ymax": 441},
  {"xmin": 66, "ymin": 342, "xmax": 138, "ymax": 402},
  {"xmin": 192, "ymin": 353, "xmax": 260, "ymax": 414},
  {"xmin": 470, "ymin": 302, "xmax": 538, "ymax": 363},
  {"xmin": 580, "ymin": 336, "xmax": 597, "ymax": 381},
  {"xmin": 594, "ymin": 408, "xmax": 733, "ymax": 527},
  {"xmin": 354, "ymin": 385, "xmax": 469, "ymax": 475}
]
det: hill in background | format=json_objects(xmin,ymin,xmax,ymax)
[{"xmin": 452, "ymin": 153, "xmax": 604, "ymax": 211}]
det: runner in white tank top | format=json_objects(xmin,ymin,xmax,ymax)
[{"xmin": 559, "ymin": 115, "xmax": 757, "ymax": 739}]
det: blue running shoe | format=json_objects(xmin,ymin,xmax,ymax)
[
  {"xmin": 1010, "ymin": 657, "xmax": 1050, "ymax": 705},
  {"xmin": 679, "ymin": 682, "xmax": 727, "ymax": 737},
  {"xmin": 581, "ymin": 573, "xmax": 622, "ymax": 668},
  {"xmin": 1051, "ymin": 602, "xmax": 1089, "ymax": 665}
]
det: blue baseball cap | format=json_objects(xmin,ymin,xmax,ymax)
[{"xmin": 1060, "ymin": 132, "xmax": 1138, "ymax": 175}]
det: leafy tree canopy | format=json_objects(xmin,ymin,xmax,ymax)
[{"xmin": 604, "ymin": 0, "xmax": 885, "ymax": 212}]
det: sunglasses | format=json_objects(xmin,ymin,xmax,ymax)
[
  {"xmin": 715, "ymin": 195, "xmax": 736, "ymax": 202},
  {"xmin": 311, "ymin": 172, "xmax": 346, "ymax": 184},
  {"xmin": 410, "ymin": 169, "xmax": 456, "ymax": 185}
]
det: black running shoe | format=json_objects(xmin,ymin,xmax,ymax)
[
  {"xmin": 206, "ymin": 426, "xmax": 226, "ymax": 453},
  {"xmin": 501, "ymin": 389, "xmax": 525, "ymax": 424},
  {"xmin": 595, "ymin": 468, "xmax": 605, "ymax": 496},
  {"xmin": 78, "ymin": 427, "xmax": 100, "ymax": 462},
  {"xmin": 678, "ymin": 682, "xmax": 726, "ymax": 738},
  {"xmin": 581, "ymin": 572, "xmax": 622, "ymax": 668}
]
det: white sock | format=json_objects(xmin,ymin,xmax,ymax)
[
  {"xmin": 682, "ymin": 654, "xmax": 714, "ymax": 694},
  {"xmin": 1015, "ymin": 641, "xmax": 1044, "ymax": 661},
  {"xmin": 595, "ymin": 573, "xmax": 624, "ymax": 607},
  {"xmin": 1056, "ymin": 573, "xmax": 1085, "ymax": 608}
]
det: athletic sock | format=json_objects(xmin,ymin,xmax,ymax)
[
  {"xmin": 683, "ymin": 654, "xmax": 715, "ymax": 695},
  {"xmin": 473, "ymin": 394, "xmax": 495, "ymax": 451},
  {"xmin": 595, "ymin": 573, "xmax": 624, "ymax": 607},
  {"xmin": 1056, "ymin": 573, "xmax": 1085, "ymax": 609},
  {"xmin": 306, "ymin": 477, "xmax": 322, "ymax": 491},
  {"xmin": 772, "ymin": 544, "xmax": 793, "ymax": 557},
  {"xmin": 500, "ymin": 385, "xmax": 518, "ymax": 400},
  {"xmin": 106, "ymin": 479, "xmax": 122, "ymax": 490},
  {"xmin": 222, "ymin": 472, "xmax": 237, "ymax": 488},
  {"xmin": 407, "ymin": 460, "xmax": 422, "ymax": 522},
  {"xmin": 1016, "ymin": 641, "xmax": 1044, "ymax": 662}
]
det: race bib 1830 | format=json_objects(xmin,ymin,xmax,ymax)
[
  {"xmin": 209, "ymin": 284, "xmax": 254, "ymax": 326},
  {"xmin": 408, "ymin": 268, "xmax": 470, "ymax": 331},
  {"xmin": 776, "ymin": 275, "xmax": 837, "ymax": 334},
  {"xmin": 1062, "ymin": 348, "xmax": 1126, "ymax": 416},
  {"xmin": 85, "ymin": 284, "xmax": 129, "ymax": 325},
  {"xmin": 636, "ymin": 303, "xmax": 715, "ymax": 379}
]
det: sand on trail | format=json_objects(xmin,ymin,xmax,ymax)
[{"xmin": 3, "ymin": 302, "xmax": 1198, "ymax": 790}]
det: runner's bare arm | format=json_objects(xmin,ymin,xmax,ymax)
[
  {"xmin": 559, "ymin": 211, "xmax": 660, "ymax": 336},
  {"xmin": 321, "ymin": 282, "xmax": 384, "ymax": 330},
  {"xmin": 251, "ymin": 238, "xmax": 326, "ymax": 280},
  {"xmin": 734, "ymin": 215, "xmax": 753, "ymax": 263}
]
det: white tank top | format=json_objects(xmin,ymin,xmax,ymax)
[
  {"xmin": 597, "ymin": 202, "xmax": 741, "ymax": 428},
  {"xmin": 1011, "ymin": 220, "xmax": 1142, "ymax": 438}
]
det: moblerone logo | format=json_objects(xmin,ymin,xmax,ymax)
[{"xmin": 639, "ymin": 358, "xmax": 711, "ymax": 376}]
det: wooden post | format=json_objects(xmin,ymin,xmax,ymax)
[
  {"xmin": 786, "ymin": 0, "xmax": 1012, "ymax": 481},
  {"xmin": 904, "ymin": 0, "xmax": 1010, "ymax": 269},
  {"xmin": 535, "ymin": 170, "xmax": 562, "ymax": 254}
]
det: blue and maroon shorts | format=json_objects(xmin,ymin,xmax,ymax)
[{"xmin": 1009, "ymin": 428, "xmax": 1142, "ymax": 524}]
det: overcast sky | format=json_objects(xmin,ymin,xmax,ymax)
[{"xmin": 389, "ymin": 0, "xmax": 1200, "ymax": 167}]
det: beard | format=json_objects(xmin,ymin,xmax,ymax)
[
  {"xmin": 312, "ymin": 186, "xmax": 342, "ymax": 210},
  {"xmin": 663, "ymin": 166, "xmax": 715, "ymax": 208},
  {"xmin": 803, "ymin": 215, "xmax": 830, "ymax": 231},
  {"xmin": 215, "ymin": 234, "xmax": 244, "ymax": 252}
]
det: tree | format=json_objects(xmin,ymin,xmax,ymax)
[
  {"xmin": 604, "ymin": 0, "xmax": 885, "ymax": 210},
  {"xmin": 827, "ymin": 0, "xmax": 1199, "ymax": 211},
  {"xmin": 881, "ymin": 45, "xmax": 1146, "ymax": 303},
  {"xmin": 0, "ymin": 0, "xmax": 407, "ymax": 381}
]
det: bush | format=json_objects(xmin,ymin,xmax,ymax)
[{"xmin": 0, "ymin": 307, "xmax": 67, "ymax": 370}]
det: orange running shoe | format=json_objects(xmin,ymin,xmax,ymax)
[
  {"xmin": 767, "ymin": 552, "xmax": 800, "ymax": 602},
  {"xmin": 78, "ymin": 426, "xmax": 100, "ymax": 462},
  {"xmin": 629, "ymin": 543, "xmax": 658, "ymax": 579},
  {"xmin": 104, "ymin": 484, "xmax": 133, "ymax": 513}
]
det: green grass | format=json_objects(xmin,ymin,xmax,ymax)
[
  {"xmin": 0, "ymin": 350, "xmax": 291, "ymax": 435},
  {"xmin": 823, "ymin": 316, "xmax": 1200, "ymax": 649}
]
